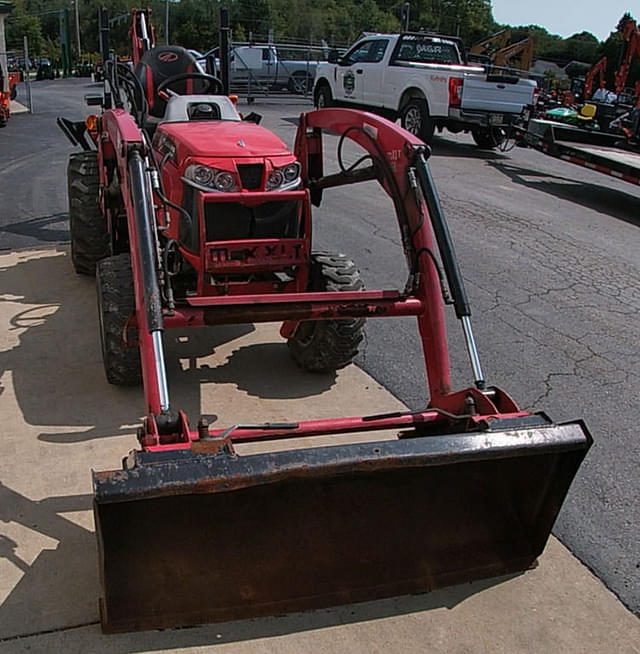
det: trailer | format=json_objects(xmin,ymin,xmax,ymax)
[{"xmin": 524, "ymin": 118, "xmax": 640, "ymax": 186}]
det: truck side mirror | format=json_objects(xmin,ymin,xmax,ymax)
[{"xmin": 328, "ymin": 50, "xmax": 339, "ymax": 64}]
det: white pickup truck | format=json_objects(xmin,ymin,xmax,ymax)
[{"xmin": 313, "ymin": 32, "xmax": 538, "ymax": 148}]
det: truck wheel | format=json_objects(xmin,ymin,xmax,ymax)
[
  {"xmin": 471, "ymin": 128, "xmax": 505, "ymax": 149},
  {"xmin": 67, "ymin": 151, "xmax": 110, "ymax": 275},
  {"xmin": 400, "ymin": 99, "xmax": 435, "ymax": 144},
  {"xmin": 314, "ymin": 83, "xmax": 333, "ymax": 109},
  {"xmin": 288, "ymin": 71, "xmax": 314, "ymax": 94},
  {"xmin": 288, "ymin": 252, "xmax": 365, "ymax": 373},
  {"xmin": 97, "ymin": 254, "xmax": 142, "ymax": 386},
  {"xmin": 9, "ymin": 85, "xmax": 16, "ymax": 100}
]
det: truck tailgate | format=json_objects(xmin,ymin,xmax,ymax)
[{"xmin": 462, "ymin": 74, "xmax": 535, "ymax": 114}]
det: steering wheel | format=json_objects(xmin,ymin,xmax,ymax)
[{"xmin": 157, "ymin": 72, "xmax": 224, "ymax": 96}]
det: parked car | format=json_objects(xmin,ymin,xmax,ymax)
[
  {"xmin": 196, "ymin": 45, "xmax": 319, "ymax": 93},
  {"xmin": 36, "ymin": 58, "xmax": 55, "ymax": 81}
]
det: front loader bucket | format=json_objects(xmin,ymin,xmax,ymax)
[{"xmin": 94, "ymin": 418, "xmax": 591, "ymax": 633}]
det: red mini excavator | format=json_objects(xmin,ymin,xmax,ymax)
[
  {"xmin": 616, "ymin": 15, "xmax": 640, "ymax": 104},
  {"xmin": 57, "ymin": 8, "xmax": 591, "ymax": 633}
]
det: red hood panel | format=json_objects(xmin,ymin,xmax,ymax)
[{"xmin": 160, "ymin": 122, "xmax": 291, "ymax": 159}]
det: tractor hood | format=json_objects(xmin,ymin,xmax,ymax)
[{"xmin": 158, "ymin": 121, "xmax": 292, "ymax": 161}]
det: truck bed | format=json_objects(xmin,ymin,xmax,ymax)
[{"xmin": 525, "ymin": 118, "xmax": 640, "ymax": 186}]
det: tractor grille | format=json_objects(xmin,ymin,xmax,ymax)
[
  {"xmin": 205, "ymin": 201, "xmax": 298, "ymax": 241},
  {"xmin": 237, "ymin": 164, "xmax": 263, "ymax": 190}
]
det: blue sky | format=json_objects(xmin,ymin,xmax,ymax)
[{"xmin": 491, "ymin": 1, "xmax": 632, "ymax": 42}]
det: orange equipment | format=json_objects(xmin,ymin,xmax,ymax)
[
  {"xmin": 584, "ymin": 56, "xmax": 607, "ymax": 100},
  {"xmin": 494, "ymin": 37, "xmax": 534, "ymax": 72},
  {"xmin": 470, "ymin": 28, "xmax": 512, "ymax": 57},
  {"xmin": 615, "ymin": 16, "xmax": 640, "ymax": 104},
  {"xmin": 0, "ymin": 61, "xmax": 11, "ymax": 127}
]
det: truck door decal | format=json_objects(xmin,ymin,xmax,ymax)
[{"xmin": 343, "ymin": 71, "xmax": 356, "ymax": 95}]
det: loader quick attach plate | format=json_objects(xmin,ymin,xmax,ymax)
[{"xmin": 93, "ymin": 417, "xmax": 591, "ymax": 633}]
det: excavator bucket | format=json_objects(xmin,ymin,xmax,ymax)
[{"xmin": 94, "ymin": 416, "xmax": 591, "ymax": 633}]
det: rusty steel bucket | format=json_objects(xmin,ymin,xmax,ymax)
[{"xmin": 93, "ymin": 417, "xmax": 591, "ymax": 633}]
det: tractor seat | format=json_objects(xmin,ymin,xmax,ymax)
[
  {"xmin": 135, "ymin": 46, "xmax": 204, "ymax": 119},
  {"xmin": 577, "ymin": 103, "xmax": 597, "ymax": 121}
]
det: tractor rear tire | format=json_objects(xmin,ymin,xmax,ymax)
[
  {"xmin": 68, "ymin": 151, "xmax": 110, "ymax": 275},
  {"xmin": 288, "ymin": 252, "xmax": 365, "ymax": 373},
  {"xmin": 97, "ymin": 254, "xmax": 142, "ymax": 386}
]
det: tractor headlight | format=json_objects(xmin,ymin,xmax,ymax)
[
  {"xmin": 184, "ymin": 164, "xmax": 237, "ymax": 192},
  {"xmin": 266, "ymin": 162, "xmax": 301, "ymax": 191}
]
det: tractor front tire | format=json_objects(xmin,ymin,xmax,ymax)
[
  {"xmin": 97, "ymin": 254, "xmax": 142, "ymax": 386},
  {"xmin": 68, "ymin": 151, "xmax": 110, "ymax": 275},
  {"xmin": 288, "ymin": 252, "xmax": 365, "ymax": 373}
]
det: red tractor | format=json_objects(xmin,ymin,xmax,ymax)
[{"xmin": 58, "ymin": 8, "xmax": 590, "ymax": 634}]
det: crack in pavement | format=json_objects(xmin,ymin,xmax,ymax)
[{"xmin": 0, "ymin": 621, "xmax": 100, "ymax": 643}]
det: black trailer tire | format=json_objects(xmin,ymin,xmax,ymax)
[
  {"xmin": 67, "ymin": 151, "xmax": 110, "ymax": 275},
  {"xmin": 400, "ymin": 99, "xmax": 435, "ymax": 144},
  {"xmin": 314, "ymin": 83, "xmax": 334, "ymax": 108},
  {"xmin": 288, "ymin": 252, "xmax": 365, "ymax": 373},
  {"xmin": 97, "ymin": 254, "xmax": 142, "ymax": 386},
  {"xmin": 9, "ymin": 85, "xmax": 16, "ymax": 100},
  {"xmin": 471, "ymin": 127, "xmax": 506, "ymax": 149}
]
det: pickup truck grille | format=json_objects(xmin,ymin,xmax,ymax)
[{"xmin": 237, "ymin": 164, "xmax": 263, "ymax": 190}]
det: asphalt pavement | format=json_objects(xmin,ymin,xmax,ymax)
[{"xmin": 0, "ymin": 78, "xmax": 639, "ymax": 636}]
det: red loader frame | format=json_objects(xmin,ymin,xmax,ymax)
[{"xmin": 112, "ymin": 106, "xmax": 525, "ymax": 450}]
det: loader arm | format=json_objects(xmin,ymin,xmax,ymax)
[{"xmin": 130, "ymin": 8, "xmax": 155, "ymax": 68}]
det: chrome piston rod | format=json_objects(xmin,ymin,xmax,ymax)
[
  {"xmin": 128, "ymin": 150, "xmax": 171, "ymax": 412},
  {"xmin": 414, "ymin": 151, "xmax": 486, "ymax": 389}
]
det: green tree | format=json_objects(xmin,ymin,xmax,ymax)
[{"xmin": 564, "ymin": 31, "xmax": 599, "ymax": 62}]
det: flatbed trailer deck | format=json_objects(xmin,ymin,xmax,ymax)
[{"xmin": 524, "ymin": 118, "xmax": 640, "ymax": 186}]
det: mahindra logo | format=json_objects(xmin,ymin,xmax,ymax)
[{"xmin": 158, "ymin": 52, "xmax": 179, "ymax": 63}]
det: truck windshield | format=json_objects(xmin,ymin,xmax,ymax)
[{"xmin": 393, "ymin": 36, "xmax": 461, "ymax": 65}]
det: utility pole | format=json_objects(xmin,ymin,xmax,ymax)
[
  {"xmin": 402, "ymin": 3, "xmax": 410, "ymax": 31},
  {"xmin": 73, "ymin": 0, "xmax": 81, "ymax": 60},
  {"xmin": 165, "ymin": 0, "xmax": 169, "ymax": 44}
]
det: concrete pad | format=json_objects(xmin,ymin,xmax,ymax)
[
  {"xmin": 9, "ymin": 100, "xmax": 28, "ymax": 115},
  {"xmin": 1, "ymin": 247, "xmax": 639, "ymax": 652}
]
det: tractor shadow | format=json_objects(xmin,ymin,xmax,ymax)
[
  {"xmin": 487, "ymin": 158, "xmax": 640, "ymax": 227},
  {"xmin": 0, "ymin": 213, "xmax": 70, "ymax": 244},
  {"xmin": 0, "ymin": 479, "xmax": 520, "ymax": 644},
  {"xmin": 167, "ymin": 334, "xmax": 337, "ymax": 403},
  {"xmin": 0, "ymin": 248, "xmax": 336, "ymax": 447},
  {"xmin": 0, "ymin": 250, "xmax": 521, "ymax": 645},
  {"xmin": 0, "ymin": 484, "xmax": 97, "ymax": 638}
]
